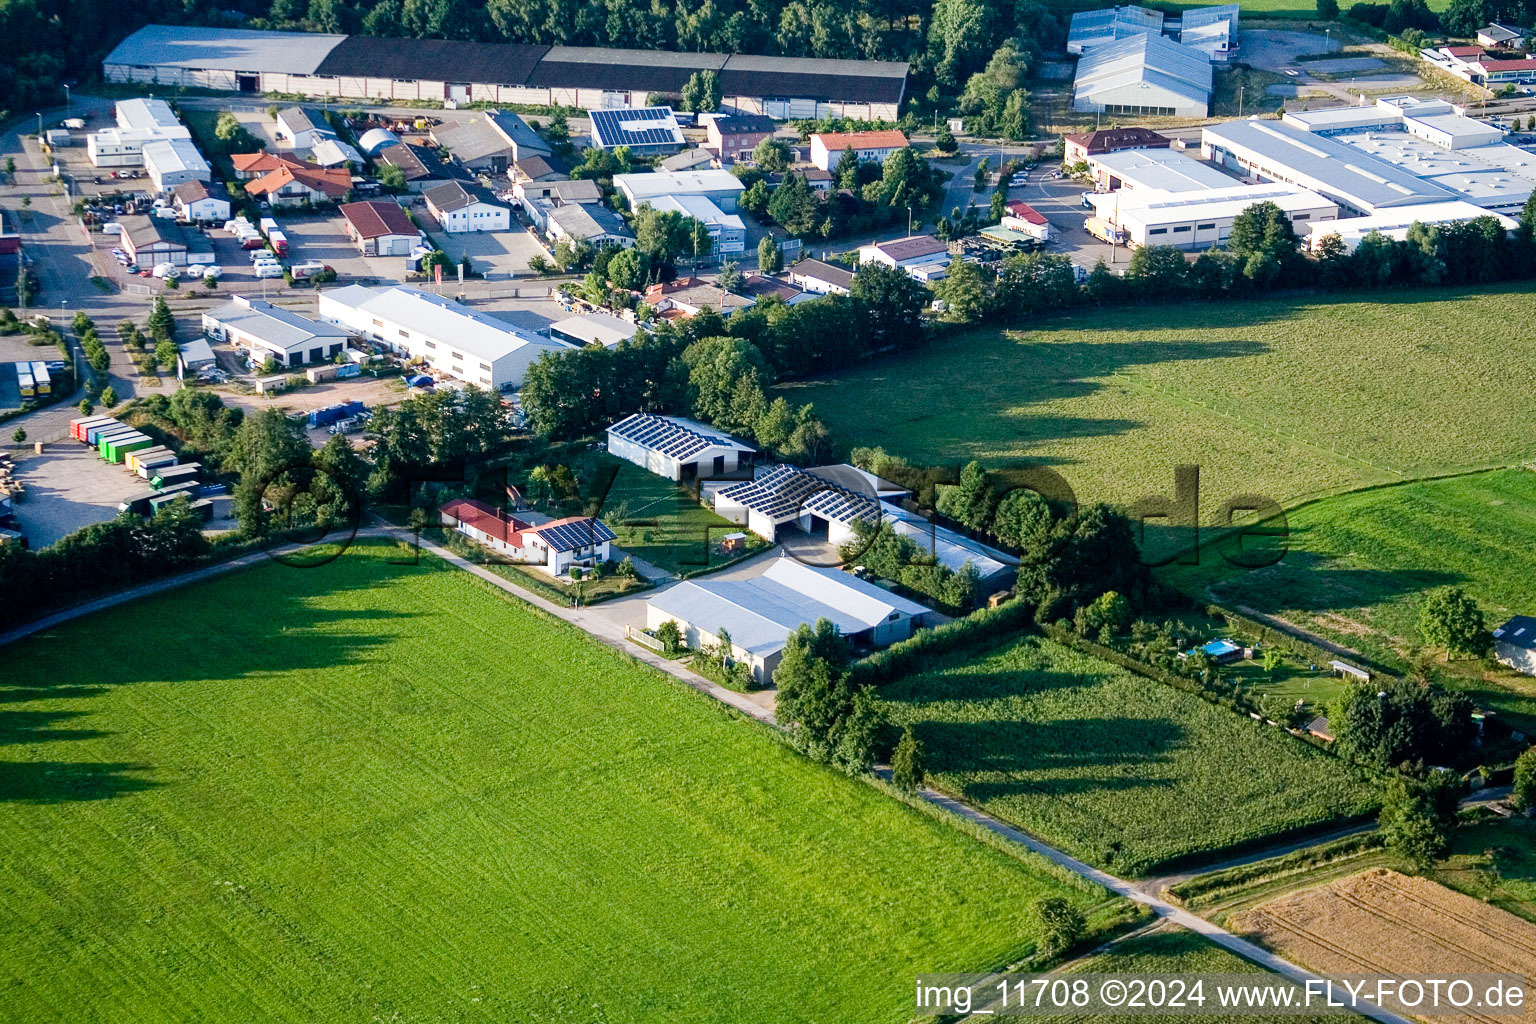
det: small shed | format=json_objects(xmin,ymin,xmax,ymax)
[{"xmin": 1329, "ymin": 660, "xmax": 1371, "ymax": 683}]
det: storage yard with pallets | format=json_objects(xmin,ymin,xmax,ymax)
[{"xmin": 1230, "ymin": 868, "xmax": 1536, "ymax": 1024}]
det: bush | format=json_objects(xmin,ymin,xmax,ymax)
[
  {"xmin": 101, "ymin": 386, "xmax": 118, "ymax": 407},
  {"xmin": 12, "ymin": 428, "xmax": 25, "ymax": 443}
]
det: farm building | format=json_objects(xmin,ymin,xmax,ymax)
[
  {"xmin": 1493, "ymin": 616, "xmax": 1536, "ymax": 676},
  {"xmin": 615, "ymin": 169, "xmax": 745, "ymax": 212},
  {"xmin": 545, "ymin": 203, "xmax": 635, "ymax": 249},
  {"xmin": 588, "ymin": 107, "xmax": 687, "ymax": 155},
  {"xmin": 339, "ymin": 200, "xmax": 420, "ymax": 256},
  {"xmin": 440, "ymin": 499, "xmax": 615, "ymax": 577},
  {"xmin": 1088, "ymin": 183, "xmax": 1338, "ymax": 250},
  {"xmin": 705, "ymin": 113, "xmax": 776, "ymax": 162},
  {"xmin": 1202, "ymin": 119, "xmax": 1454, "ymax": 216},
  {"xmin": 808, "ymin": 129, "xmax": 908, "ymax": 171},
  {"xmin": 1073, "ymin": 32, "xmax": 1212, "ymax": 118},
  {"xmin": 102, "ymin": 26, "xmax": 908, "ymax": 120},
  {"xmin": 1064, "ymin": 127, "xmax": 1171, "ymax": 164},
  {"xmin": 423, "ymin": 181, "xmax": 512, "ymax": 233},
  {"xmin": 787, "ymin": 258, "xmax": 854, "ymax": 295},
  {"xmin": 1086, "ymin": 147, "xmax": 1236, "ymax": 193},
  {"xmin": 550, "ymin": 312, "xmax": 638, "ymax": 348},
  {"xmin": 878, "ymin": 502, "xmax": 1017, "ymax": 595},
  {"xmin": 203, "ymin": 296, "xmax": 354, "ymax": 368},
  {"xmin": 857, "ymin": 235, "xmax": 951, "ymax": 281},
  {"xmin": 644, "ymin": 556, "xmax": 931, "ymax": 682},
  {"xmin": 712, "ymin": 464, "xmax": 882, "ymax": 543},
  {"xmin": 317, "ymin": 284, "xmax": 570, "ymax": 389},
  {"xmin": 1305, "ymin": 201, "xmax": 1516, "ymax": 252},
  {"xmin": 1067, "ymin": 5, "xmax": 1164, "ymax": 54},
  {"xmin": 606, "ymin": 413, "xmax": 756, "ymax": 482}
]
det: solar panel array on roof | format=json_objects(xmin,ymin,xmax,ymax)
[
  {"xmin": 719, "ymin": 465, "xmax": 877, "ymax": 524},
  {"xmin": 589, "ymin": 107, "xmax": 684, "ymax": 149},
  {"xmin": 529, "ymin": 517, "xmax": 617, "ymax": 553},
  {"xmin": 609, "ymin": 413, "xmax": 751, "ymax": 461}
]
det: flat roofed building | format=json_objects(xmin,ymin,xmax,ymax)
[
  {"xmin": 203, "ymin": 295, "xmax": 353, "ymax": 367},
  {"xmin": 645, "ymin": 556, "xmax": 930, "ymax": 682},
  {"xmin": 1202, "ymin": 118, "xmax": 1455, "ymax": 215},
  {"xmin": 115, "ymin": 98, "xmax": 181, "ymax": 131},
  {"xmin": 1493, "ymin": 615, "xmax": 1536, "ymax": 676},
  {"xmin": 856, "ymin": 235, "xmax": 951, "ymax": 280},
  {"xmin": 606, "ymin": 412, "xmax": 755, "ymax": 481},
  {"xmin": 1091, "ymin": 183, "xmax": 1338, "ymax": 250},
  {"xmin": 1073, "ymin": 32, "xmax": 1212, "ymax": 118},
  {"xmin": 1286, "ymin": 97, "xmax": 1505, "ymax": 150},
  {"xmin": 615, "ymin": 168, "xmax": 746, "ymax": 212},
  {"xmin": 1326, "ymin": 131, "xmax": 1535, "ymax": 214},
  {"xmin": 142, "ymin": 137, "xmax": 211, "ymax": 192},
  {"xmin": 317, "ymin": 284, "xmax": 571, "ymax": 390},
  {"xmin": 1067, "ymin": 6, "xmax": 1165, "ymax": 54},
  {"xmin": 1086, "ymin": 146, "xmax": 1236, "ymax": 192},
  {"xmin": 551, "ymin": 312, "xmax": 639, "ymax": 348},
  {"xmin": 647, "ymin": 195, "xmax": 746, "ymax": 257},
  {"xmin": 1305, "ymin": 200, "xmax": 1516, "ymax": 252}
]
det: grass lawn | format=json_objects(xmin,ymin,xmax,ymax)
[
  {"xmin": 0, "ymin": 540, "xmax": 1105, "ymax": 1024},
  {"xmin": 778, "ymin": 287, "xmax": 1536, "ymax": 522},
  {"xmin": 600, "ymin": 457, "xmax": 769, "ymax": 576},
  {"xmin": 1162, "ymin": 468, "xmax": 1536, "ymax": 730},
  {"xmin": 876, "ymin": 636, "xmax": 1380, "ymax": 876},
  {"xmin": 1431, "ymin": 815, "xmax": 1536, "ymax": 925},
  {"xmin": 1041, "ymin": 930, "xmax": 1339, "ymax": 1022}
]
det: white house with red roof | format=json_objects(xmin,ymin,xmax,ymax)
[
  {"xmin": 440, "ymin": 499, "xmax": 615, "ymax": 577},
  {"xmin": 809, "ymin": 129, "xmax": 908, "ymax": 171},
  {"xmin": 1001, "ymin": 201, "xmax": 1051, "ymax": 241}
]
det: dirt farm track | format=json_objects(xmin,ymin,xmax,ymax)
[{"xmin": 1232, "ymin": 869, "xmax": 1536, "ymax": 1024}]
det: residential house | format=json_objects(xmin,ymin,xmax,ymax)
[
  {"xmin": 423, "ymin": 181, "xmax": 512, "ymax": 233},
  {"xmin": 339, "ymin": 200, "xmax": 420, "ymax": 256},
  {"xmin": 244, "ymin": 164, "xmax": 352, "ymax": 206},
  {"xmin": 230, "ymin": 150, "xmax": 321, "ymax": 181},
  {"xmin": 857, "ymin": 234, "xmax": 951, "ymax": 281},
  {"xmin": 644, "ymin": 556, "xmax": 929, "ymax": 682},
  {"xmin": 1063, "ymin": 126, "xmax": 1172, "ymax": 165},
  {"xmin": 643, "ymin": 277, "xmax": 754, "ymax": 319},
  {"xmin": 705, "ymin": 112, "xmax": 776, "ymax": 162},
  {"xmin": 733, "ymin": 274, "xmax": 813, "ymax": 304},
  {"xmin": 647, "ymin": 194, "xmax": 745, "ymax": 258},
  {"xmin": 546, "ymin": 203, "xmax": 635, "ymax": 248},
  {"xmin": 1477, "ymin": 23, "xmax": 1525, "ymax": 48},
  {"xmin": 809, "ymin": 129, "xmax": 907, "ymax": 171},
  {"xmin": 439, "ymin": 499, "xmax": 615, "ymax": 577},
  {"xmin": 1493, "ymin": 616, "xmax": 1536, "ymax": 676},
  {"xmin": 172, "ymin": 179, "xmax": 232, "ymax": 223},
  {"xmin": 787, "ymin": 257, "xmax": 854, "ymax": 295},
  {"xmin": 274, "ymin": 107, "xmax": 329, "ymax": 150},
  {"xmin": 432, "ymin": 110, "xmax": 548, "ymax": 173},
  {"xmin": 203, "ymin": 295, "xmax": 355, "ymax": 368},
  {"xmin": 513, "ymin": 154, "xmax": 569, "ymax": 182},
  {"xmin": 606, "ymin": 413, "xmax": 755, "ymax": 481},
  {"xmin": 513, "ymin": 176, "xmax": 601, "ymax": 231}
]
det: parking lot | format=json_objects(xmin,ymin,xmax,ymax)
[
  {"xmin": 411, "ymin": 200, "xmax": 550, "ymax": 279},
  {"xmin": 9, "ymin": 446, "xmax": 150, "ymax": 547}
]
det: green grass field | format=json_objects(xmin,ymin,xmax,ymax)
[
  {"xmin": 778, "ymin": 288, "xmax": 1536, "ymax": 519},
  {"xmin": 876, "ymin": 636, "xmax": 1380, "ymax": 876},
  {"xmin": 600, "ymin": 457, "xmax": 769, "ymax": 575},
  {"xmin": 0, "ymin": 540, "xmax": 1103, "ymax": 1024},
  {"xmin": 1162, "ymin": 468, "xmax": 1536, "ymax": 729}
]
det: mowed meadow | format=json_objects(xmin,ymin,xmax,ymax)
[
  {"xmin": 0, "ymin": 541, "xmax": 1101, "ymax": 1024},
  {"xmin": 877, "ymin": 637, "xmax": 1380, "ymax": 876},
  {"xmin": 778, "ymin": 287, "xmax": 1536, "ymax": 514}
]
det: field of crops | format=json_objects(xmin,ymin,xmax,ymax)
[
  {"xmin": 780, "ymin": 287, "xmax": 1536, "ymax": 516},
  {"xmin": 1038, "ymin": 930, "xmax": 1339, "ymax": 1024},
  {"xmin": 1162, "ymin": 468, "xmax": 1536, "ymax": 729},
  {"xmin": 875, "ymin": 636, "xmax": 1380, "ymax": 876},
  {"xmin": 1231, "ymin": 869, "xmax": 1536, "ymax": 1024},
  {"xmin": 0, "ymin": 540, "xmax": 1101, "ymax": 1024}
]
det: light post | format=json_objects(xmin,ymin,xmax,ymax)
[
  {"xmin": 63, "ymin": 84, "xmax": 71, "ymax": 117},
  {"xmin": 906, "ymin": 204, "xmax": 913, "ymax": 236},
  {"xmin": 36, "ymin": 112, "xmax": 43, "ymax": 139}
]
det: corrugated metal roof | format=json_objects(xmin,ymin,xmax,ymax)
[
  {"xmin": 608, "ymin": 412, "xmax": 752, "ymax": 459},
  {"xmin": 105, "ymin": 25, "xmax": 346, "ymax": 74},
  {"xmin": 1074, "ymin": 32, "xmax": 1212, "ymax": 108}
]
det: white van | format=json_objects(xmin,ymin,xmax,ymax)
[{"xmin": 254, "ymin": 263, "xmax": 285, "ymax": 279}]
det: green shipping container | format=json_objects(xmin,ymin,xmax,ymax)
[
  {"xmin": 107, "ymin": 434, "xmax": 153, "ymax": 464},
  {"xmin": 151, "ymin": 464, "xmax": 201, "ymax": 489},
  {"xmin": 96, "ymin": 427, "xmax": 140, "ymax": 460}
]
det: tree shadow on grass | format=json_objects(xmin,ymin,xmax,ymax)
[
  {"xmin": 1206, "ymin": 548, "xmax": 1463, "ymax": 617},
  {"xmin": 0, "ymin": 761, "xmax": 160, "ymax": 803}
]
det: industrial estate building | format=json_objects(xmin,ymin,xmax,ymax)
[
  {"xmin": 606, "ymin": 414, "xmax": 756, "ymax": 482},
  {"xmin": 1072, "ymin": 32, "xmax": 1213, "ymax": 117},
  {"xmin": 645, "ymin": 557, "xmax": 930, "ymax": 683},
  {"xmin": 1086, "ymin": 146, "xmax": 1237, "ymax": 193},
  {"xmin": 202, "ymin": 296, "xmax": 354, "ymax": 368},
  {"xmin": 103, "ymin": 25, "xmax": 909, "ymax": 121},
  {"xmin": 614, "ymin": 169, "xmax": 745, "ymax": 212},
  {"xmin": 1305, "ymin": 201, "xmax": 1517, "ymax": 252},
  {"xmin": 1088, "ymin": 183, "xmax": 1337, "ymax": 250},
  {"xmin": 317, "ymin": 284, "xmax": 570, "ymax": 390}
]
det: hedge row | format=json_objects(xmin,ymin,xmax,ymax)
[{"xmin": 850, "ymin": 594, "xmax": 1037, "ymax": 687}]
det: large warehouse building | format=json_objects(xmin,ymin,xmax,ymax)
[
  {"xmin": 103, "ymin": 25, "xmax": 910, "ymax": 121},
  {"xmin": 1089, "ymin": 183, "xmax": 1337, "ymax": 250},
  {"xmin": 1073, "ymin": 32, "xmax": 1213, "ymax": 118},
  {"xmin": 1305, "ymin": 201, "xmax": 1517, "ymax": 252}
]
